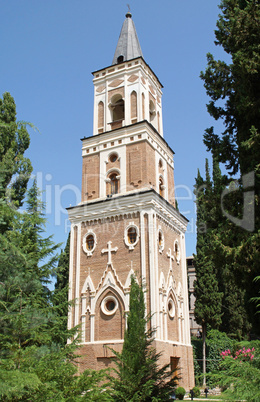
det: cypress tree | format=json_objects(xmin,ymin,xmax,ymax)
[
  {"xmin": 200, "ymin": 0, "xmax": 260, "ymax": 337},
  {"xmin": 111, "ymin": 276, "xmax": 177, "ymax": 401},
  {"xmin": 193, "ymin": 161, "xmax": 223, "ymax": 384}
]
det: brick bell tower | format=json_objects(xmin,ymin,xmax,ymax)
[{"xmin": 67, "ymin": 10, "xmax": 194, "ymax": 389}]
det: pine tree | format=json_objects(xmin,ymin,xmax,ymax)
[
  {"xmin": 111, "ymin": 276, "xmax": 177, "ymax": 401},
  {"xmin": 0, "ymin": 94, "xmax": 110, "ymax": 400},
  {"xmin": 200, "ymin": 0, "xmax": 260, "ymax": 337},
  {"xmin": 53, "ymin": 232, "xmax": 71, "ymax": 339},
  {"xmin": 0, "ymin": 92, "xmax": 32, "ymax": 234}
]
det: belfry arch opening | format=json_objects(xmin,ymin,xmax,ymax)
[
  {"xmin": 117, "ymin": 55, "xmax": 124, "ymax": 63},
  {"xmin": 110, "ymin": 94, "xmax": 125, "ymax": 123},
  {"xmin": 149, "ymin": 100, "xmax": 156, "ymax": 123},
  {"xmin": 159, "ymin": 176, "xmax": 165, "ymax": 197},
  {"xmin": 107, "ymin": 171, "xmax": 120, "ymax": 195}
]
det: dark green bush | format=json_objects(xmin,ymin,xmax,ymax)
[
  {"xmin": 175, "ymin": 386, "xmax": 186, "ymax": 400},
  {"xmin": 193, "ymin": 386, "xmax": 200, "ymax": 397}
]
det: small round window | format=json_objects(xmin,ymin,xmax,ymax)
[
  {"xmin": 109, "ymin": 153, "xmax": 118, "ymax": 163},
  {"xmin": 82, "ymin": 231, "xmax": 97, "ymax": 256},
  {"xmin": 101, "ymin": 295, "xmax": 118, "ymax": 316},
  {"xmin": 158, "ymin": 229, "xmax": 164, "ymax": 254},
  {"xmin": 168, "ymin": 298, "xmax": 175, "ymax": 318},
  {"xmin": 124, "ymin": 223, "xmax": 139, "ymax": 250},
  {"xmin": 86, "ymin": 234, "xmax": 94, "ymax": 251},
  {"xmin": 128, "ymin": 227, "xmax": 137, "ymax": 244}
]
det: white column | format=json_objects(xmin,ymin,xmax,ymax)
[
  {"xmin": 90, "ymin": 292, "xmax": 95, "ymax": 342},
  {"xmin": 154, "ymin": 215, "xmax": 159, "ymax": 337},
  {"xmin": 164, "ymin": 295, "xmax": 168, "ymax": 341},
  {"xmin": 181, "ymin": 233, "xmax": 191, "ymax": 345},
  {"xmin": 105, "ymin": 79, "xmax": 110, "ymax": 132},
  {"xmin": 68, "ymin": 224, "xmax": 75, "ymax": 331},
  {"xmin": 124, "ymin": 73, "xmax": 129, "ymax": 126},
  {"xmin": 148, "ymin": 210, "xmax": 156, "ymax": 332},
  {"xmin": 81, "ymin": 295, "xmax": 87, "ymax": 342},
  {"xmin": 140, "ymin": 211, "xmax": 147, "ymax": 304},
  {"xmin": 74, "ymin": 223, "xmax": 81, "ymax": 327}
]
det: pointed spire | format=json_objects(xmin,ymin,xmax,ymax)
[{"xmin": 112, "ymin": 10, "xmax": 143, "ymax": 65}]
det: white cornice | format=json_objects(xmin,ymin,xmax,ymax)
[
  {"xmin": 92, "ymin": 57, "xmax": 163, "ymax": 92},
  {"xmin": 67, "ymin": 189, "xmax": 188, "ymax": 233},
  {"xmin": 81, "ymin": 120, "xmax": 174, "ymax": 167}
]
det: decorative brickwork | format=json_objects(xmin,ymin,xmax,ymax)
[{"xmin": 68, "ymin": 13, "xmax": 194, "ymax": 391}]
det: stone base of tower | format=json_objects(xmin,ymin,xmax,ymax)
[
  {"xmin": 76, "ymin": 341, "xmax": 194, "ymax": 391},
  {"xmin": 154, "ymin": 341, "xmax": 195, "ymax": 391}
]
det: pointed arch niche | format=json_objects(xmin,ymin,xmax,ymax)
[
  {"xmin": 130, "ymin": 90, "xmax": 137, "ymax": 123},
  {"xmin": 166, "ymin": 289, "xmax": 179, "ymax": 342},
  {"xmin": 98, "ymin": 101, "xmax": 104, "ymax": 133},
  {"xmin": 95, "ymin": 287, "xmax": 125, "ymax": 341}
]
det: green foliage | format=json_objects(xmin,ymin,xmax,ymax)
[
  {"xmin": 175, "ymin": 386, "xmax": 186, "ymax": 400},
  {"xmin": 207, "ymin": 330, "xmax": 235, "ymax": 373},
  {"xmin": 210, "ymin": 351, "xmax": 260, "ymax": 402},
  {"xmin": 191, "ymin": 338, "xmax": 203, "ymax": 385},
  {"xmin": 192, "ymin": 330, "xmax": 235, "ymax": 386},
  {"xmin": 194, "ymin": 160, "xmax": 223, "ymax": 331},
  {"xmin": 199, "ymin": 0, "xmax": 260, "ymax": 338},
  {"xmin": 0, "ymin": 92, "xmax": 33, "ymax": 233},
  {"xmin": 0, "ymin": 93, "xmax": 111, "ymax": 400},
  {"xmin": 205, "ymin": 338, "xmax": 260, "ymax": 401},
  {"xmin": 192, "ymin": 386, "xmax": 200, "ymax": 397},
  {"xmin": 110, "ymin": 276, "xmax": 177, "ymax": 401},
  {"xmin": 53, "ymin": 232, "xmax": 71, "ymax": 339}
]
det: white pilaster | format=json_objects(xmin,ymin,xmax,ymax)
[
  {"xmin": 81, "ymin": 295, "xmax": 87, "ymax": 342},
  {"xmin": 148, "ymin": 210, "xmax": 156, "ymax": 332},
  {"xmin": 140, "ymin": 211, "xmax": 147, "ymax": 308},
  {"xmin": 180, "ymin": 234, "xmax": 191, "ymax": 345},
  {"xmin": 74, "ymin": 223, "xmax": 81, "ymax": 327},
  {"xmin": 68, "ymin": 224, "xmax": 75, "ymax": 331}
]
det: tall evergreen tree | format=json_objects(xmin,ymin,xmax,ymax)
[
  {"xmin": 53, "ymin": 232, "xmax": 71, "ymax": 338},
  {"xmin": 111, "ymin": 276, "xmax": 177, "ymax": 401},
  {"xmin": 0, "ymin": 93, "xmax": 111, "ymax": 400},
  {"xmin": 199, "ymin": 0, "xmax": 260, "ymax": 337},
  {"xmin": 0, "ymin": 92, "xmax": 32, "ymax": 234},
  {"xmin": 194, "ymin": 160, "xmax": 223, "ymax": 384}
]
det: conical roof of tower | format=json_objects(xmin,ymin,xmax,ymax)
[{"xmin": 112, "ymin": 11, "xmax": 143, "ymax": 65}]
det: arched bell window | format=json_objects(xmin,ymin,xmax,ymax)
[
  {"xmin": 110, "ymin": 95, "xmax": 125, "ymax": 122},
  {"xmin": 110, "ymin": 173, "xmax": 119, "ymax": 195},
  {"xmin": 159, "ymin": 177, "xmax": 165, "ymax": 197},
  {"xmin": 149, "ymin": 100, "xmax": 156, "ymax": 123}
]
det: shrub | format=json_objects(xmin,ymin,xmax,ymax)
[
  {"xmin": 175, "ymin": 386, "xmax": 186, "ymax": 400},
  {"xmin": 193, "ymin": 386, "xmax": 200, "ymax": 397}
]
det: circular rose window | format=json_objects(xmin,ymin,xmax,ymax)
[
  {"xmin": 109, "ymin": 153, "xmax": 118, "ymax": 163},
  {"xmin": 101, "ymin": 295, "xmax": 118, "ymax": 316}
]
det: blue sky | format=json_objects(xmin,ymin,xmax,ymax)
[{"xmin": 0, "ymin": 0, "xmax": 225, "ymax": 257}]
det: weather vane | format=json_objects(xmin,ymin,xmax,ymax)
[{"xmin": 127, "ymin": 4, "xmax": 131, "ymax": 12}]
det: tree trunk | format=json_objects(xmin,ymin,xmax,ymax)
[{"xmin": 202, "ymin": 322, "xmax": 206, "ymax": 386}]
